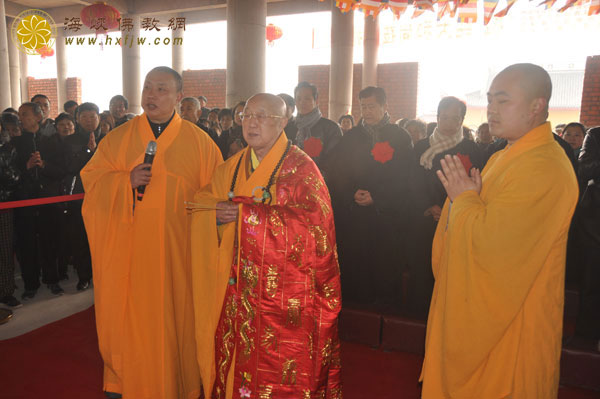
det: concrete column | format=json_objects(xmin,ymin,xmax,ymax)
[
  {"xmin": 0, "ymin": 3, "xmax": 12, "ymax": 111},
  {"xmin": 7, "ymin": 17, "xmax": 21, "ymax": 107},
  {"xmin": 121, "ymin": 15, "xmax": 141, "ymax": 114},
  {"xmin": 362, "ymin": 14, "xmax": 379, "ymax": 88},
  {"xmin": 19, "ymin": 49, "xmax": 28, "ymax": 103},
  {"xmin": 329, "ymin": 5, "xmax": 354, "ymax": 121},
  {"xmin": 226, "ymin": 0, "xmax": 266, "ymax": 107},
  {"xmin": 56, "ymin": 29, "xmax": 68, "ymax": 111},
  {"xmin": 171, "ymin": 18, "xmax": 184, "ymax": 75}
]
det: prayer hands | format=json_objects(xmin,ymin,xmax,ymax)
[
  {"xmin": 87, "ymin": 132, "xmax": 97, "ymax": 152},
  {"xmin": 216, "ymin": 201, "xmax": 238, "ymax": 224},
  {"xmin": 130, "ymin": 163, "xmax": 152, "ymax": 190},
  {"xmin": 436, "ymin": 154, "xmax": 481, "ymax": 202},
  {"xmin": 354, "ymin": 189, "xmax": 373, "ymax": 206},
  {"xmin": 26, "ymin": 152, "xmax": 43, "ymax": 169},
  {"xmin": 424, "ymin": 205, "xmax": 442, "ymax": 221}
]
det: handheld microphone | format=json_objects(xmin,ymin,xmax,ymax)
[{"xmin": 136, "ymin": 141, "xmax": 157, "ymax": 201}]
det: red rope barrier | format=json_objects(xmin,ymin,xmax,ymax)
[{"xmin": 0, "ymin": 193, "xmax": 85, "ymax": 210}]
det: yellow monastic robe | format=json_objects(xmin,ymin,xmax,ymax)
[
  {"xmin": 191, "ymin": 133, "xmax": 342, "ymax": 399},
  {"xmin": 81, "ymin": 113, "xmax": 222, "ymax": 398},
  {"xmin": 421, "ymin": 122, "xmax": 578, "ymax": 398}
]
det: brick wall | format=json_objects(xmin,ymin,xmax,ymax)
[
  {"xmin": 66, "ymin": 77, "xmax": 82, "ymax": 108},
  {"xmin": 27, "ymin": 77, "xmax": 82, "ymax": 118},
  {"xmin": 298, "ymin": 65, "xmax": 331, "ymax": 116},
  {"xmin": 182, "ymin": 69, "xmax": 227, "ymax": 109},
  {"xmin": 299, "ymin": 62, "xmax": 418, "ymax": 123},
  {"xmin": 580, "ymin": 55, "xmax": 600, "ymax": 128}
]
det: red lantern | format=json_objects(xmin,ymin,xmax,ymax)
[
  {"xmin": 80, "ymin": 2, "xmax": 121, "ymax": 31},
  {"xmin": 266, "ymin": 24, "xmax": 283, "ymax": 45},
  {"xmin": 36, "ymin": 45, "xmax": 55, "ymax": 59}
]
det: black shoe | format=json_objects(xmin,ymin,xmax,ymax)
[
  {"xmin": 105, "ymin": 392, "xmax": 122, "ymax": 398},
  {"xmin": 21, "ymin": 289, "xmax": 37, "ymax": 300},
  {"xmin": 76, "ymin": 280, "xmax": 90, "ymax": 291},
  {"xmin": 0, "ymin": 295, "xmax": 23, "ymax": 308},
  {"xmin": 48, "ymin": 283, "xmax": 64, "ymax": 296}
]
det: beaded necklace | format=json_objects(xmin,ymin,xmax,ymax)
[{"xmin": 228, "ymin": 141, "xmax": 292, "ymax": 204}]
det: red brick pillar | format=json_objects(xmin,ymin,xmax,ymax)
[{"xmin": 580, "ymin": 55, "xmax": 600, "ymax": 128}]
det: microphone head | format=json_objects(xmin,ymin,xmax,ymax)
[{"xmin": 146, "ymin": 140, "xmax": 157, "ymax": 155}]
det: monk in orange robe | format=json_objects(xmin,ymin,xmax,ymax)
[
  {"xmin": 420, "ymin": 64, "xmax": 578, "ymax": 398},
  {"xmin": 191, "ymin": 94, "xmax": 342, "ymax": 399},
  {"xmin": 81, "ymin": 67, "xmax": 222, "ymax": 398}
]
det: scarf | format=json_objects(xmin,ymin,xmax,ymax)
[
  {"xmin": 362, "ymin": 112, "xmax": 391, "ymax": 145},
  {"xmin": 419, "ymin": 125, "xmax": 464, "ymax": 170},
  {"xmin": 295, "ymin": 107, "xmax": 322, "ymax": 148}
]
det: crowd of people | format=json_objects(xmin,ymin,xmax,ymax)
[{"xmin": 0, "ymin": 63, "xmax": 598, "ymax": 398}]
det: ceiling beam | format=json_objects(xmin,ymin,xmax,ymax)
[{"xmin": 4, "ymin": 1, "xmax": 29, "ymax": 18}]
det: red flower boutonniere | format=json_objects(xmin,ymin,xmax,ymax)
[
  {"xmin": 456, "ymin": 153, "xmax": 473, "ymax": 175},
  {"xmin": 371, "ymin": 141, "xmax": 395, "ymax": 164},
  {"xmin": 303, "ymin": 137, "xmax": 323, "ymax": 158}
]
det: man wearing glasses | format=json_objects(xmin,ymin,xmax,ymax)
[{"xmin": 191, "ymin": 93, "xmax": 342, "ymax": 399}]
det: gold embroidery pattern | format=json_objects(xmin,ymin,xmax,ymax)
[
  {"xmin": 289, "ymin": 235, "xmax": 305, "ymax": 267},
  {"xmin": 322, "ymin": 283, "xmax": 339, "ymax": 310},
  {"xmin": 277, "ymin": 165, "xmax": 298, "ymax": 180},
  {"xmin": 287, "ymin": 298, "xmax": 302, "ymax": 327},
  {"xmin": 303, "ymin": 172, "xmax": 324, "ymax": 191},
  {"xmin": 309, "ymin": 225, "xmax": 331, "ymax": 257},
  {"xmin": 240, "ymin": 260, "xmax": 259, "ymax": 358},
  {"xmin": 303, "ymin": 389, "xmax": 312, "ymax": 399},
  {"xmin": 315, "ymin": 389, "xmax": 326, "ymax": 399},
  {"xmin": 246, "ymin": 237, "xmax": 257, "ymax": 247},
  {"xmin": 259, "ymin": 385, "xmax": 273, "ymax": 399},
  {"xmin": 309, "ymin": 268, "xmax": 316, "ymax": 300},
  {"xmin": 321, "ymin": 338, "xmax": 342, "ymax": 368},
  {"xmin": 268, "ymin": 209, "xmax": 285, "ymax": 237},
  {"xmin": 265, "ymin": 265, "xmax": 279, "ymax": 298},
  {"xmin": 307, "ymin": 191, "xmax": 331, "ymax": 217},
  {"xmin": 217, "ymin": 295, "xmax": 238, "ymax": 390},
  {"xmin": 329, "ymin": 387, "xmax": 343, "ymax": 399},
  {"xmin": 261, "ymin": 325, "xmax": 278, "ymax": 354},
  {"xmin": 308, "ymin": 332, "xmax": 314, "ymax": 360},
  {"xmin": 281, "ymin": 359, "xmax": 297, "ymax": 385},
  {"xmin": 245, "ymin": 208, "xmax": 260, "ymax": 226}
]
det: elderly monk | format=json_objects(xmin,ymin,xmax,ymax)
[
  {"xmin": 191, "ymin": 93, "xmax": 342, "ymax": 399},
  {"xmin": 81, "ymin": 66, "xmax": 222, "ymax": 399},
  {"xmin": 420, "ymin": 63, "xmax": 578, "ymax": 398}
]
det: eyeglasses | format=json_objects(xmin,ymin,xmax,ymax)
[{"xmin": 240, "ymin": 113, "xmax": 285, "ymax": 123}]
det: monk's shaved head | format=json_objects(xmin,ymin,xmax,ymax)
[
  {"xmin": 496, "ymin": 63, "xmax": 552, "ymax": 115},
  {"xmin": 487, "ymin": 63, "xmax": 552, "ymax": 143},
  {"xmin": 247, "ymin": 93, "xmax": 287, "ymax": 117}
]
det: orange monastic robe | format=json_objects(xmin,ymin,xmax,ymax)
[
  {"xmin": 81, "ymin": 113, "xmax": 222, "ymax": 398},
  {"xmin": 191, "ymin": 133, "xmax": 342, "ymax": 399},
  {"xmin": 420, "ymin": 122, "xmax": 578, "ymax": 398}
]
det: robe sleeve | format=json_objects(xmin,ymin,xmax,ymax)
[
  {"xmin": 80, "ymin": 133, "xmax": 136, "ymax": 382},
  {"xmin": 190, "ymin": 162, "xmax": 238, "ymax": 399},
  {"xmin": 433, "ymin": 159, "xmax": 577, "ymax": 387}
]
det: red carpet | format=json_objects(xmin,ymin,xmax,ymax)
[{"xmin": 0, "ymin": 307, "xmax": 598, "ymax": 399}]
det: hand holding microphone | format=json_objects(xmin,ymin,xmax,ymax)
[{"xmin": 130, "ymin": 141, "xmax": 157, "ymax": 201}]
